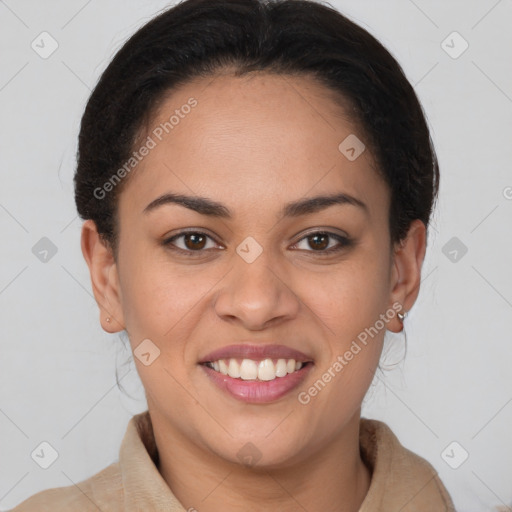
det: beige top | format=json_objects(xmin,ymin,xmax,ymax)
[{"xmin": 10, "ymin": 411, "xmax": 456, "ymax": 511}]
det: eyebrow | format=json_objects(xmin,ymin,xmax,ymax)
[{"xmin": 143, "ymin": 191, "xmax": 368, "ymax": 219}]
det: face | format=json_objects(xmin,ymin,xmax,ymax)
[{"xmin": 85, "ymin": 71, "xmax": 423, "ymax": 468}]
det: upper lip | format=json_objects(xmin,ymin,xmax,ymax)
[{"xmin": 199, "ymin": 344, "xmax": 313, "ymax": 363}]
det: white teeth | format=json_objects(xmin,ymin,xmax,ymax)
[
  {"xmin": 275, "ymin": 359, "xmax": 288, "ymax": 377},
  {"xmin": 206, "ymin": 357, "xmax": 306, "ymax": 381},
  {"xmin": 239, "ymin": 359, "xmax": 258, "ymax": 380},
  {"xmin": 257, "ymin": 359, "xmax": 275, "ymax": 381},
  {"xmin": 228, "ymin": 359, "xmax": 241, "ymax": 378},
  {"xmin": 218, "ymin": 359, "xmax": 228, "ymax": 375}
]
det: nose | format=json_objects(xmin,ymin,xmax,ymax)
[{"xmin": 213, "ymin": 247, "xmax": 301, "ymax": 330}]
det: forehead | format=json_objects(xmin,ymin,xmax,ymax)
[{"xmin": 118, "ymin": 72, "xmax": 388, "ymax": 221}]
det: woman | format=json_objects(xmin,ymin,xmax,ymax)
[{"xmin": 11, "ymin": 0, "xmax": 456, "ymax": 510}]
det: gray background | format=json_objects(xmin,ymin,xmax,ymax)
[{"xmin": 0, "ymin": 1, "xmax": 511, "ymax": 510}]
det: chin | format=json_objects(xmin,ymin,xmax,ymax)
[{"xmin": 210, "ymin": 432, "xmax": 306, "ymax": 470}]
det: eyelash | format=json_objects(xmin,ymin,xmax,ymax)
[{"xmin": 162, "ymin": 229, "xmax": 353, "ymax": 257}]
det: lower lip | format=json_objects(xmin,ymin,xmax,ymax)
[{"xmin": 200, "ymin": 363, "xmax": 313, "ymax": 404}]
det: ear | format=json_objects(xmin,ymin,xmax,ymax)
[
  {"xmin": 387, "ymin": 219, "xmax": 427, "ymax": 333},
  {"xmin": 80, "ymin": 219, "xmax": 125, "ymax": 333}
]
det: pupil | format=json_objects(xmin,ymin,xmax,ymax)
[
  {"xmin": 310, "ymin": 234, "xmax": 328, "ymax": 250},
  {"xmin": 186, "ymin": 233, "xmax": 205, "ymax": 250}
]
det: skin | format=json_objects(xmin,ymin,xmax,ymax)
[{"xmin": 81, "ymin": 71, "xmax": 426, "ymax": 512}]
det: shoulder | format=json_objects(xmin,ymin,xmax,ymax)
[
  {"xmin": 359, "ymin": 418, "xmax": 456, "ymax": 511},
  {"xmin": 8, "ymin": 462, "xmax": 123, "ymax": 512}
]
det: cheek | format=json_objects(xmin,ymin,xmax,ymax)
[
  {"xmin": 117, "ymin": 239, "xmax": 190, "ymax": 326},
  {"xmin": 310, "ymin": 251, "xmax": 390, "ymax": 328},
  {"xmin": 117, "ymin": 247, "xmax": 221, "ymax": 365},
  {"xmin": 303, "ymin": 277, "xmax": 386, "ymax": 423},
  {"xmin": 302, "ymin": 249, "xmax": 389, "ymax": 389}
]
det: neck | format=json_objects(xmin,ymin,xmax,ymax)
[{"xmin": 151, "ymin": 409, "xmax": 372, "ymax": 512}]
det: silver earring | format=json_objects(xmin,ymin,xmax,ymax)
[
  {"xmin": 397, "ymin": 311, "xmax": 407, "ymax": 321},
  {"xmin": 106, "ymin": 317, "xmax": 111, "ymax": 323}
]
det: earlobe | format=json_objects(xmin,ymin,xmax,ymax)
[
  {"xmin": 80, "ymin": 220, "xmax": 125, "ymax": 333},
  {"xmin": 387, "ymin": 219, "xmax": 427, "ymax": 333}
]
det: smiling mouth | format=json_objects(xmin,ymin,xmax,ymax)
[{"xmin": 201, "ymin": 358, "xmax": 313, "ymax": 382}]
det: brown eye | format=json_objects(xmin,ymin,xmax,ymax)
[
  {"xmin": 307, "ymin": 233, "xmax": 329, "ymax": 250},
  {"xmin": 183, "ymin": 233, "xmax": 207, "ymax": 250},
  {"xmin": 293, "ymin": 231, "xmax": 352, "ymax": 254},
  {"xmin": 163, "ymin": 231, "xmax": 219, "ymax": 255},
  {"xmin": 163, "ymin": 229, "xmax": 352, "ymax": 258}
]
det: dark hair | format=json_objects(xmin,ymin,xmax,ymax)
[{"xmin": 74, "ymin": 0, "xmax": 439, "ymax": 254}]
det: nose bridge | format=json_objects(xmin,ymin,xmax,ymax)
[
  {"xmin": 214, "ymin": 237, "xmax": 299, "ymax": 328},
  {"xmin": 233, "ymin": 237, "xmax": 282, "ymax": 304}
]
